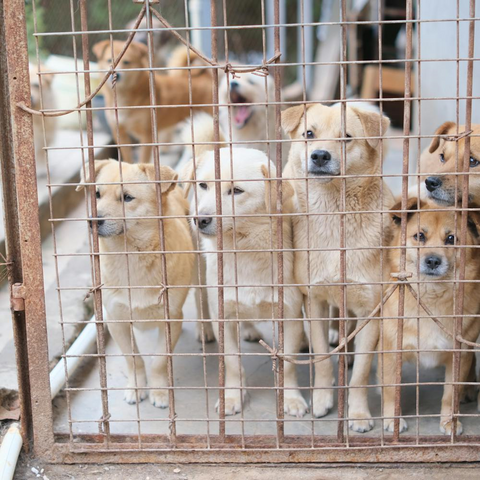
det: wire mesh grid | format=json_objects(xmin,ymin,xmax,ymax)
[{"xmin": 3, "ymin": 0, "xmax": 480, "ymax": 463}]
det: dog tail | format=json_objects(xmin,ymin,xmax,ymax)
[{"xmin": 167, "ymin": 46, "xmax": 211, "ymax": 78}]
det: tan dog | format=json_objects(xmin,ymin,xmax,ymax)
[
  {"xmin": 380, "ymin": 198, "xmax": 480, "ymax": 434},
  {"xmin": 92, "ymin": 40, "xmax": 213, "ymax": 164},
  {"xmin": 181, "ymin": 148, "xmax": 308, "ymax": 417},
  {"xmin": 421, "ymin": 122, "xmax": 480, "ymax": 205},
  {"xmin": 76, "ymin": 160, "xmax": 194, "ymax": 407},
  {"xmin": 282, "ymin": 103, "xmax": 394, "ymax": 432}
]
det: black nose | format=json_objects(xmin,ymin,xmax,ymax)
[
  {"xmin": 425, "ymin": 255, "xmax": 442, "ymax": 270},
  {"xmin": 198, "ymin": 217, "xmax": 212, "ymax": 229},
  {"xmin": 230, "ymin": 80, "xmax": 239, "ymax": 89},
  {"xmin": 89, "ymin": 215, "xmax": 104, "ymax": 228},
  {"xmin": 425, "ymin": 176, "xmax": 442, "ymax": 192},
  {"xmin": 310, "ymin": 150, "xmax": 331, "ymax": 167}
]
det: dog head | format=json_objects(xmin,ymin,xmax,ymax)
[
  {"xmin": 92, "ymin": 40, "xmax": 149, "ymax": 91},
  {"xmin": 389, "ymin": 197, "xmax": 480, "ymax": 279},
  {"xmin": 76, "ymin": 159, "xmax": 177, "ymax": 238},
  {"xmin": 282, "ymin": 103, "xmax": 390, "ymax": 184},
  {"xmin": 219, "ymin": 73, "xmax": 273, "ymax": 129},
  {"xmin": 180, "ymin": 148, "xmax": 293, "ymax": 237},
  {"xmin": 421, "ymin": 122, "xmax": 480, "ymax": 206}
]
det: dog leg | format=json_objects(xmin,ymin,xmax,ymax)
[
  {"xmin": 348, "ymin": 318, "xmax": 378, "ymax": 433},
  {"xmin": 460, "ymin": 354, "xmax": 477, "ymax": 403},
  {"xmin": 112, "ymin": 124, "xmax": 134, "ymax": 163},
  {"xmin": 193, "ymin": 255, "xmax": 215, "ymax": 343},
  {"xmin": 212, "ymin": 319, "xmax": 245, "ymax": 416},
  {"xmin": 329, "ymin": 308, "xmax": 339, "ymax": 346},
  {"xmin": 149, "ymin": 319, "xmax": 183, "ymax": 408},
  {"xmin": 440, "ymin": 350, "xmax": 472, "ymax": 435},
  {"xmin": 107, "ymin": 320, "xmax": 147, "ymax": 404},
  {"xmin": 308, "ymin": 300, "xmax": 334, "ymax": 418},
  {"xmin": 283, "ymin": 315, "xmax": 309, "ymax": 418}
]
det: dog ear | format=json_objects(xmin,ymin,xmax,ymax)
[
  {"xmin": 261, "ymin": 164, "xmax": 294, "ymax": 213},
  {"xmin": 352, "ymin": 108, "xmax": 390, "ymax": 149},
  {"xmin": 390, "ymin": 197, "xmax": 424, "ymax": 226},
  {"xmin": 76, "ymin": 160, "xmax": 111, "ymax": 192},
  {"xmin": 281, "ymin": 105, "xmax": 310, "ymax": 136},
  {"xmin": 179, "ymin": 160, "xmax": 195, "ymax": 198},
  {"xmin": 131, "ymin": 41, "xmax": 149, "ymax": 59},
  {"xmin": 428, "ymin": 121, "xmax": 456, "ymax": 154},
  {"xmin": 467, "ymin": 204, "xmax": 480, "ymax": 240},
  {"xmin": 92, "ymin": 40, "xmax": 111, "ymax": 60},
  {"xmin": 138, "ymin": 164, "xmax": 178, "ymax": 194}
]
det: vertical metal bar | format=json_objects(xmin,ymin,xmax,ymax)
[
  {"xmin": 209, "ymin": 0, "xmax": 226, "ymax": 440},
  {"xmin": 273, "ymin": 0, "xmax": 285, "ymax": 445},
  {"xmin": 1, "ymin": 0, "xmax": 54, "ymax": 457},
  {"xmin": 297, "ymin": 0, "xmax": 314, "ymax": 92},
  {"xmin": 79, "ymin": 0, "xmax": 111, "ymax": 444},
  {"xmin": 267, "ymin": 0, "xmax": 286, "ymax": 60},
  {"xmin": 393, "ymin": 0, "xmax": 413, "ymax": 442}
]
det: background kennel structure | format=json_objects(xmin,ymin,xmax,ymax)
[{"xmin": 1, "ymin": 0, "xmax": 480, "ymax": 464}]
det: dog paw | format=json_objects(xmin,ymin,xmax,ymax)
[
  {"xmin": 124, "ymin": 388, "xmax": 147, "ymax": 404},
  {"xmin": 284, "ymin": 393, "xmax": 309, "ymax": 418},
  {"xmin": 242, "ymin": 323, "xmax": 263, "ymax": 342},
  {"xmin": 440, "ymin": 419, "xmax": 463, "ymax": 435},
  {"xmin": 384, "ymin": 418, "xmax": 408, "ymax": 433},
  {"xmin": 349, "ymin": 412, "xmax": 374, "ymax": 433},
  {"xmin": 311, "ymin": 389, "xmax": 334, "ymax": 418},
  {"xmin": 149, "ymin": 389, "xmax": 169, "ymax": 408},
  {"xmin": 216, "ymin": 391, "xmax": 243, "ymax": 416},
  {"xmin": 196, "ymin": 322, "xmax": 216, "ymax": 343},
  {"xmin": 328, "ymin": 328, "xmax": 339, "ymax": 346}
]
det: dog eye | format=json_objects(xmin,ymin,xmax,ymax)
[
  {"xmin": 96, "ymin": 190, "xmax": 100, "ymax": 199},
  {"xmin": 123, "ymin": 194, "xmax": 135, "ymax": 202},
  {"xmin": 470, "ymin": 156, "xmax": 479, "ymax": 168},
  {"xmin": 439, "ymin": 153, "xmax": 445, "ymax": 163},
  {"xmin": 303, "ymin": 130, "xmax": 314, "ymax": 139},
  {"xmin": 227, "ymin": 187, "xmax": 244, "ymax": 195},
  {"xmin": 199, "ymin": 183, "xmax": 208, "ymax": 190},
  {"xmin": 248, "ymin": 78, "xmax": 255, "ymax": 85},
  {"xmin": 346, "ymin": 133, "xmax": 353, "ymax": 141},
  {"xmin": 445, "ymin": 234, "xmax": 455, "ymax": 245},
  {"xmin": 123, "ymin": 60, "xmax": 130, "ymax": 66},
  {"xmin": 106, "ymin": 58, "xmax": 112, "ymax": 64},
  {"xmin": 413, "ymin": 232, "xmax": 425, "ymax": 242}
]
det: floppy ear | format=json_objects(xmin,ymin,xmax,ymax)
[
  {"xmin": 76, "ymin": 160, "xmax": 111, "ymax": 191},
  {"xmin": 352, "ymin": 107, "xmax": 390, "ymax": 149},
  {"xmin": 467, "ymin": 204, "xmax": 480, "ymax": 240},
  {"xmin": 138, "ymin": 164, "xmax": 178, "ymax": 194},
  {"xmin": 428, "ymin": 121, "xmax": 456, "ymax": 154},
  {"xmin": 261, "ymin": 164, "xmax": 294, "ymax": 213},
  {"xmin": 281, "ymin": 105, "xmax": 309, "ymax": 136},
  {"xmin": 390, "ymin": 197, "xmax": 424, "ymax": 226},
  {"xmin": 92, "ymin": 40, "xmax": 111, "ymax": 60}
]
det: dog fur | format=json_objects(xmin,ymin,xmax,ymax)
[
  {"xmin": 76, "ymin": 159, "xmax": 194, "ymax": 408},
  {"xmin": 92, "ymin": 40, "xmax": 213, "ymax": 164},
  {"xmin": 380, "ymin": 198, "xmax": 480, "ymax": 434},
  {"xmin": 282, "ymin": 103, "xmax": 395, "ymax": 432},
  {"xmin": 181, "ymin": 147, "xmax": 308, "ymax": 417}
]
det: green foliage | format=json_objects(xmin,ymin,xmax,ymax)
[{"xmin": 25, "ymin": 0, "xmax": 46, "ymax": 59}]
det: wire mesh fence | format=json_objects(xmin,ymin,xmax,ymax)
[{"xmin": 2, "ymin": 0, "xmax": 480, "ymax": 463}]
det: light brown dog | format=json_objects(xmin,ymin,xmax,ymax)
[
  {"xmin": 92, "ymin": 40, "xmax": 213, "ymax": 164},
  {"xmin": 282, "ymin": 103, "xmax": 394, "ymax": 432},
  {"xmin": 380, "ymin": 198, "xmax": 480, "ymax": 434},
  {"xmin": 421, "ymin": 122, "xmax": 480, "ymax": 205},
  {"xmin": 76, "ymin": 160, "xmax": 194, "ymax": 407}
]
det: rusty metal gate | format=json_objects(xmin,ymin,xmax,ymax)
[{"xmin": 2, "ymin": 0, "xmax": 480, "ymax": 464}]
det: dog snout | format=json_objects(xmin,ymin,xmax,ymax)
[
  {"xmin": 425, "ymin": 176, "xmax": 442, "ymax": 192},
  {"xmin": 310, "ymin": 150, "xmax": 332, "ymax": 168},
  {"xmin": 89, "ymin": 215, "xmax": 105, "ymax": 229},
  {"xmin": 197, "ymin": 217, "xmax": 213, "ymax": 230},
  {"xmin": 424, "ymin": 255, "xmax": 443, "ymax": 272}
]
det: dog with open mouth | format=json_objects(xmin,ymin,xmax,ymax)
[
  {"xmin": 282, "ymin": 102, "xmax": 395, "ymax": 432},
  {"xmin": 380, "ymin": 198, "xmax": 480, "ymax": 435}
]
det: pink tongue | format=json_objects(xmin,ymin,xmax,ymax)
[{"xmin": 234, "ymin": 105, "xmax": 250, "ymax": 126}]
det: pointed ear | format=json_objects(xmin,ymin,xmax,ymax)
[
  {"xmin": 92, "ymin": 40, "xmax": 111, "ymax": 60},
  {"xmin": 76, "ymin": 160, "xmax": 111, "ymax": 191},
  {"xmin": 428, "ymin": 121, "xmax": 456, "ymax": 154},
  {"xmin": 390, "ymin": 197, "xmax": 424, "ymax": 226},
  {"xmin": 352, "ymin": 107, "xmax": 390, "ymax": 149},
  {"xmin": 467, "ymin": 204, "xmax": 480, "ymax": 240},
  {"xmin": 281, "ymin": 105, "xmax": 309, "ymax": 136},
  {"xmin": 261, "ymin": 164, "xmax": 294, "ymax": 213},
  {"xmin": 138, "ymin": 164, "xmax": 178, "ymax": 194}
]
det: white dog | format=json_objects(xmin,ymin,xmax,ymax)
[{"xmin": 181, "ymin": 147, "xmax": 308, "ymax": 417}]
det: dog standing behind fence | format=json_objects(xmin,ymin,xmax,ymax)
[
  {"xmin": 282, "ymin": 103, "xmax": 394, "ymax": 431},
  {"xmin": 76, "ymin": 160, "xmax": 194, "ymax": 408},
  {"xmin": 380, "ymin": 198, "xmax": 480, "ymax": 435}
]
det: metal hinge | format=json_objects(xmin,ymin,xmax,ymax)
[{"xmin": 11, "ymin": 283, "xmax": 26, "ymax": 312}]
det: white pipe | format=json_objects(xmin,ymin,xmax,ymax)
[
  {"xmin": 0, "ymin": 423, "xmax": 22, "ymax": 480},
  {"xmin": 50, "ymin": 316, "xmax": 98, "ymax": 399}
]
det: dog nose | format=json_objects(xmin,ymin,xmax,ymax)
[
  {"xmin": 425, "ymin": 176, "xmax": 442, "ymax": 192},
  {"xmin": 425, "ymin": 255, "xmax": 442, "ymax": 270},
  {"xmin": 197, "ymin": 217, "xmax": 212, "ymax": 229},
  {"xmin": 89, "ymin": 215, "xmax": 104, "ymax": 228},
  {"xmin": 310, "ymin": 150, "xmax": 331, "ymax": 167},
  {"xmin": 230, "ymin": 80, "xmax": 239, "ymax": 89}
]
